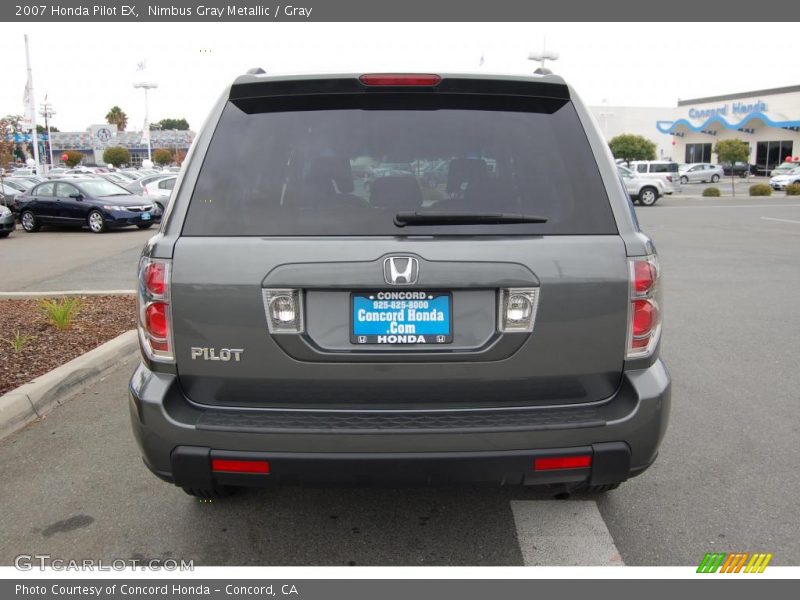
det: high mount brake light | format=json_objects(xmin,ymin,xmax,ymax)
[
  {"xmin": 627, "ymin": 255, "xmax": 661, "ymax": 359},
  {"xmin": 359, "ymin": 74, "xmax": 442, "ymax": 87}
]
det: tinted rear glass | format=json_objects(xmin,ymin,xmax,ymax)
[
  {"xmin": 183, "ymin": 95, "xmax": 616, "ymax": 236},
  {"xmin": 650, "ymin": 163, "xmax": 679, "ymax": 173}
]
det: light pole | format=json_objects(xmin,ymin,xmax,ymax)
[
  {"xmin": 528, "ymin": 41, "xmax": 559, "ymax": 74},
  {"xmin": 39, "ymin": 98, "xmax": 55, "ymax": 170},
  {"xmin": 133, "ymin": 81, "xmax": 158, "ymax": 163}
]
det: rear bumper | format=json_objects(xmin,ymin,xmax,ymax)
[{"xmin": 129, "ymin": 359, "xmax": 670, "ymax": 487}]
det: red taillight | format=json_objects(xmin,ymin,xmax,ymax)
[
  {"xmin": 632, "ymin": 299, "xmax": 656, "ymax": 337},
  {"xmin": 627, "ymin": 256, "xmax": 661, "ymax": 358},
  {"xmin": 145, "ymin": 302, "xmax": 168, "ymax": 339},
  {"xmin": 211, "ymin": 459, "xmax": 270, "ymax": 474},
  {"xmin": 666, "ymin": 175, "xmax": 673, "ymax": 182},
  {"xmin": 138, "ymin": 257, "xmax": 173, "ymax": 362},
  {"xmin": 534, "ymin": 455, "xmax": 592, "ymax": 471},
  {"xmin": 359, "ymin": 73, "xmax": 442, "ymax": 87},
  {"xmin": 144, "ymin": 262, "xmax": 166, "ymax": 296},
  {"xmin": 633, "ymin": 261, "xmax": 656, "ymax": 295}
]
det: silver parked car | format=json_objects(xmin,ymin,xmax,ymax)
[
  {"xmin": 679, "ymin": 163, "xmax": 724, "ymax": 184},
  {"xmin": 0, "ymin": 204, "xmax": 14, "ymax": 237}
]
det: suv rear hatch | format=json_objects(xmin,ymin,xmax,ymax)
[{"xmin": 169, "ymin": 75, "xmax": 629, "ymax": 410}]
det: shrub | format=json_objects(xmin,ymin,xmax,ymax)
[
  {"xmin": 102, "ymin": 146, "xmax": 130, "ymax": 167},
  {"xmin": 749, "ymin": 184, "xmax": 772, "ymax": 197},
  {"xmin": 152, "ymin": 148, "xmax": 173, "ymax": 165},
  {"xmin": 63, "ymin": 150, "xmax": 84, "ymax": 168},
  {"xmin": 702, "ymin": 187, "xmax": 721, "ymax": 197},
  {"xmin": 784, "ymin": 183, "xmax": 800, "ymax": 196},
  {"xmin": 39, "ymin": 297, "xmax": 82, "ymax": 331}
]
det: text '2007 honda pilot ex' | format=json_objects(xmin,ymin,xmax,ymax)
[{"xmin": 129, "ymin": 72, "xmax": 670, "ymax": 499}]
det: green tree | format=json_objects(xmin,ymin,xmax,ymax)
[
  {"xmin": 105, "ymin": 106, "xmax": 128, "ymax": 131},
  {"xmin": 36, "ymin": 124, "xmax": 59, "ymax": 134},
  {"xmin": 155, "ymin": 118, "xmax": 190, "ymax": 131},
  {"xmin": 0, "ymin": 117, "xmax": 17, "ymax": 166},
  {"xmin": 64, "ymin": 150, "xmax": 84, "ymax": 167},
  {"xmin": 714, "ymin": 139, "xmax": 750, "ymax": 197},
  {"xmin": 102, "ymin": 146, "xmax": 130, "ymax": 167},
  {"xmin": 609, "ymin": 134, "xmax": 657, "ymax": 162},
  {"xmin": 152, "ymin": 148, "xmax": 173, "ymax": 165}
]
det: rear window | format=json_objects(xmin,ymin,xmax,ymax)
[
  {"xmin": 183, "ymin": 95, "xmax": 617, "ymax": 236},
  {"xmin": 649, "ymin": 163, "xmax": 679, "ymax": 173}
]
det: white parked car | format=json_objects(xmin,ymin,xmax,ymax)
[
  {"xmin": 143, "ymin": 175, "xmax": 176, "ymax": 199},
  {"xmin": 618, "ymin": 166, "xmax": 665, "ymax": 206},
  {"xmin": 679, "ymin": 163, "xmax": 724, "ymax": 184},
  {"xmin": 626, "ymin": 160, "xmax": 681, "ymax": 194},
  {"xmin": 769, "ymin": 167, "xmax": 800, "ymax": 190}
]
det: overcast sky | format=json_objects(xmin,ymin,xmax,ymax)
[{"xmin": 0, "ymin": 22, "xmax": 795, "ymax": 132}]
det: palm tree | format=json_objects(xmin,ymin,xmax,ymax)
[{"xmin": 105, "ymin": 106, "xmax": 128, "ymax": 131}]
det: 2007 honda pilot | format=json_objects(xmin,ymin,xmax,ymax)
[{"xmin": 129, "ymin": 72, "xmax": 670, "ymax": 498}]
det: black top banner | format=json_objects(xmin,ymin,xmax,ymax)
[{"xmin": 2, "ymin": 0, "xmax": 798, "ymax": 21}]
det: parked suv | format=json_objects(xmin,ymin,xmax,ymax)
[
  {"xmin": 130, "ymin": 72, "xmax": 670, "ymax": 498},
  {"xmin": 618, "ymin": 165, "xmax": 664, "ymax": 206},
  {"xmin": 627, "ymin": 160, "xmax": 681, "ymax": 194}
]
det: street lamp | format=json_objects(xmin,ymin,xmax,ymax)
[
  {"xmin": 528, "ymin": 45, "xmax": 559, "ymax": 74},
  {"xmin": 133, "ymin": 81, "xmax": 158, "ymax": 163},
  {"xmin": 39, "ymin": 98, "xmax": 56, "ymax": 171}
]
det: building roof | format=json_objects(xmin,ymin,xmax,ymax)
[{"xmin": 677, "ymin": 85, "xmax": 800, "ymax": 106}]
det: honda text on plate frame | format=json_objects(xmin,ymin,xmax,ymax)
[{"xmin": 129, "ymin": 72, "xmax": 670, "ymax": 499}]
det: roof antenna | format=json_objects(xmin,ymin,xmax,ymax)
[{"xmin": 246, "ymin": 67, "xmax": 266, "ymax": 75}]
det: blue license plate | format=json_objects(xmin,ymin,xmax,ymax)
[
  {"xmin": 351, "ymin": 292, "xmax": 452, "ymax": 344},
  {"xmin": 141, "ymin": 212, "xmax": 151, "ymax": 220}
]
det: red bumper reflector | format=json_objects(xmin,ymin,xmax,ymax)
[
  {"xmin": 359, "ymin": 74, "xmax": 442, "ymax": 86},
  {"xmin": 211, "ymin": 459, "xmax": 270, "ymax": 474},
  {"xmin": 534, "ymin": 455, "xmax": 592, "ymax": 471}
]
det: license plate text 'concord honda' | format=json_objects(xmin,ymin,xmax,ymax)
[{"xmin": 129, "ymin": 71, "xmax": 670, "ymax": 498}]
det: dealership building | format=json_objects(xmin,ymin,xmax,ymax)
[
  {"xmin": 48, "ymin": 125, "xmax": 195, "ymax": 166},
  {"xmin": 589, "ymin": 85, "xmax": 800, "ymax": 174}
]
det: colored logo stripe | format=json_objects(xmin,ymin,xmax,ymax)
[{"xmin": 697, "ymin": 552, "xmax": 772, "ymax": 573}]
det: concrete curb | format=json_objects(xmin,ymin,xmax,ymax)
[
  {"xmin": 0, "ymin": 290, "xmax": 136, "ymax": 299},
  {"xmin": 0, "ymin": 329, "xmax": 138, "ymax": 440}
]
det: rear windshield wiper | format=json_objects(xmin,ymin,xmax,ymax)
[{"xmin": 394, "ymin": 211, "xmax": 548, "ymax": 227}]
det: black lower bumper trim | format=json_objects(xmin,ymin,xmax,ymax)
[{"xmin": 168, "ymin": 443, "xmax": 631, "ymax": 488}]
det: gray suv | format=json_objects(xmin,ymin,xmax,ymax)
[{"xmin": 129, "ymin": 72, "xmax": 670, "ymax": 498}]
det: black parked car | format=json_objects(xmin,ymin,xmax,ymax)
[
  {"xmin": 720, "ymin": 161, "xmax": 754, "ymax": 177},
  {"xmin": 16, "ymin": 178, "xmax": 157, "ymax": 234}
]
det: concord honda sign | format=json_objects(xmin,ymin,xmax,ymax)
[{"xmin": 688, "ymin": 100, "xmax": 768, "ymax": 120}]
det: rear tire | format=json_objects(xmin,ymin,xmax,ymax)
[
  {"xmin": 638, "ymin": 186, "xmax": 659, "ymax": 206},
  {"xmin": 20, "ymin": 210, "xmax": 40, "ymax": 232},
  {"xmin": 182, "ymin": 486, "xmax": 234, "ymax": 499},
  {"xmin": 137, "ymin": 223, "xmax": 154, "ymax": 229},
  {"xmin": 555, "ymin": 482, "xmax": 621, "ymax": 498},
  {"xmin": 711, "ymin": 174, "xmax": 720, "ymax": 183},
  {"xmin": 0, "ymin": 231, "xmax": 10, "ymax": 238},
  {"xmin": 680, "ymin": 176, "xmax": 688, "ymax": 184}
]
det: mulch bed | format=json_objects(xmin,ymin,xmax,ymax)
[{"xmin": 0, "ymin": 295, "xmax": 137, "ymax": 396}]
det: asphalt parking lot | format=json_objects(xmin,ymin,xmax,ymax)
[
  {"xmin": 1, "ymin": 195, "xmax": 799, "ymax": 566},
  {"xmin": 0, "ymin": 227, "xmax": 151, "ymax": 293}
]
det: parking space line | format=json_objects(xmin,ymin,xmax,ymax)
[
  {"xmin": 511, "ymin": 500, "xmax": 624, "ymax": 566},
  {"xmin": 760, "ymin": 216, "xmax": 800, "ymax": 225}
]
